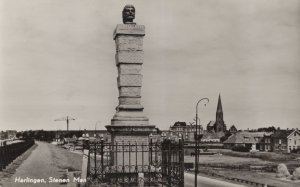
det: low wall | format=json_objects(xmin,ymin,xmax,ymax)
[
  {"xmin": 0, "ymin": 139, "xmax": 35, "ymax": 171},
  {"xmin": 190, "ymin": 170, "xmax": 276, "ymax": 187},
  {"xmin": 197, "ymin": 163, "xmax": 277, "ymax": 172}
]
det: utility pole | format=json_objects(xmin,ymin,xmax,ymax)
[
  {"xmin": 94, "ymin": 121, "xmax": 101, "ymax": 137},
  {"xmin": 54, "ymin": 116, "xmax": 75, "ymax": 140}
]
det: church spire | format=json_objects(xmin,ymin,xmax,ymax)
[
  {"xmin": 213, "ymin": 93, "xmax": 226, "ymax": 132},
  {"xmin": 217, "ymin": 93, "xmax": 223, "ymax": 113}
]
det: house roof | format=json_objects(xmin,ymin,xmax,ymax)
[
  {"xmin": 207, "ymin": 121, "xmax": 215, "ymax": 127},
  {"xmin": 201, "ymin": 131, "xmax": 225, "ymax": 140},
  {"xmin": 223, "ymin": 132, "xmax": 267, "ymax": 144},
  {"xmin": 173, "ymin": 121, "xmax": 187, "ymax": 127},
  {"xmin": 229, "ymin": 125, "xmax": 237, "ymax": 130},
  {"xmin": 202, "ymin": 132, "xmax": 220, "ymax": 140},
  {"xmin": 216, "ymin": 131, "xmax": 225, "ymax": 138},
  {"xmin": 272, "ymin": 130, "xmax": 297, "ymax": 139}
]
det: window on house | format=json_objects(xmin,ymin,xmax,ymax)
[
  {"xmin": 279, "ymin": 139, "xmax": 282, "ymax": 144},
  {"xmin": 295, "ymin": 140, "xmax": 297, "ymax": 145}
]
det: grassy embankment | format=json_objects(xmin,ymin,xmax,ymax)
[{"xmin": 184, "ymin": 150, "xmax": 300, "ymax": 187}]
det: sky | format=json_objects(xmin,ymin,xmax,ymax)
[{"xmin": 0, "ymin": 0, "xmax": 299, "ymax": 131}]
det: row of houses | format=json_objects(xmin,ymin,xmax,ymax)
[
  {"xmin": 220, "ymin": 129, "xmax": 300, "ymax": 153},
  {"xmin": 0, "ymin": 130, "xmax": 17, "ymax": 140},
  {"xmin": 167, "ymin": 121, "xmax": 300, "ymax": 153}
]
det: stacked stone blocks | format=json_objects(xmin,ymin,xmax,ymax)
[{"xmin": 110, "ymin": 24, "xmax": 150, "ymax": 127}]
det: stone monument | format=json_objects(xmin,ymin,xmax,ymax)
[{"xmin": 106, "ymin": 4, "xmax": 156, "ymax": 167}]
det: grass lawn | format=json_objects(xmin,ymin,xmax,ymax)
[
  {"xmin": 209, "ymin": 149, "xmax": 300, "ymax": 162},
  {"xmin": 208, "ymin": 149, "xmax": 300, "ymax": 169},
  {"xmin": 184, "ymin": 150, "xmax": 300, "ymax": 187}
]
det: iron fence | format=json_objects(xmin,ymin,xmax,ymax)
[{"xmin": 86, "ymin": 138, "xmax": 184, "ymax": 187}]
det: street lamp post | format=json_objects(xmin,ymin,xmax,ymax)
[{"xmin": 195, "ymin": 98, "xmax": 209, "ymax": 187}]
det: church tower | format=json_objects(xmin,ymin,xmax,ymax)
[
  {"xmin": 206, "ymin": 94, "xmax": 227, "ymax": 132},
  {"xmin": 215, "ymin": 94, "xmax": 226, "ymax": 132}
]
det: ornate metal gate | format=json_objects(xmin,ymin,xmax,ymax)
[{"xmin": 86, "ymin": 138, "xmax": 184, "ymax": 187}]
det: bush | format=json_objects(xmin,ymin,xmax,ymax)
[
  {"xmin": 276, "ymin": 163, "xmax": 290, "ymax": 178},
  {"xmin": 291, "ymin": 148, "xmax": 300, "ymax": 154},
  {"xmin": 292, "ymin": 167, "xmax": 300, "ymax": 180},
  {"xmin": 231, "ymin": 145, "xmax": 250, "ymax": 152}
]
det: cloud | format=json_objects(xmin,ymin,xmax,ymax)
[{"xmin": 0, "ymin": 0, "xmax": 300, "ymax": 130}]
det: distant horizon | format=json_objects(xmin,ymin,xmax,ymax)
[
  {"xmin": 1, "ymin": 0, "xmax": 299, "ymax": 131},
  {"xmin": 2, "ymin": 125, "xmax": 298, "ymax": 132}
]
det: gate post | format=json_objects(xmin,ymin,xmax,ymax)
[
  {"xmin": 138, "ymin": 173, "xmax": 144, "ymax": 187},
  {"xmin": 81, "ymin": 149, "xmax": 89, "ymax": 181}
]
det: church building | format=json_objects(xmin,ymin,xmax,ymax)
[{"xmin": 207, "ymin": 94, "xmax": 227, "ymax": 133}]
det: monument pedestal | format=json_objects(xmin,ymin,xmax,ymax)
[
  {"xmin": 106, "ymin": 125, "xmax": 155, "ymax": 167},
  {"xmin": 106, "ymin": 23, "xmax": 156, "ymax": 168}
]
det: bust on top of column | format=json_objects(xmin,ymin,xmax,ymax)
[
  {"xmin": 122, "ymin": 4, "xmax": 135, "ymax": 24},
  {"xmin": 113, "ymin": 5, "xmax": 145, "ymax": 40}
]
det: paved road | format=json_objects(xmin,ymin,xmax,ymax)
[
  {"xmin": 1, "ymin": 141, "xmax": 82, "ymax": 187},
  {"xmin": 0, "ymin": 142, "xmax": 249, "ymax": 187},
  {"xmin": 184, "ymin": 172, "xmax": 247, "ymax": 187}
]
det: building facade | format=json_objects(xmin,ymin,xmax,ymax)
[
  {"xmin": 169, "ymin": 121, "xmax": 203, "ymax": 142},
  {"xmin": 271, "ymin": 129, "xmax": 300, "ymax": 153},
  {"xmin": 261, "ymin": 134, "xmax": 272, "ymax": 152}
]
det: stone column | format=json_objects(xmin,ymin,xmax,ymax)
[
  {"xmin": 106, "ymin": 10, "xmax": 156, "ymax": 168},
  {"xmin": 112, "ymin": 23, "xmax": 149, "ymax": 127}
]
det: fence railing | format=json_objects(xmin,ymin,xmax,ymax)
[
  {"xmin": 0, "ymin": 139, "xmax": 35, "ymax": 171},
  {"xmin": 85, "ymin": 139, "xmax": 184, "ymax": 187}
]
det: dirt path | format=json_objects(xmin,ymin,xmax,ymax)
[{"xmin": 0, "ymin": 141, "xmax": 82, "ymax": 187}]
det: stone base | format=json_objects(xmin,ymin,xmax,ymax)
[
  {"xmin": 106, "ymin": 125, "xmax": 156, "ymax": 167},
  {"xmin": 111, "ymin": 111, "xmax": 149, "ymax": 126},
  {"xmin": 106, "ymin": 124, "xmax": 156, "ymax": 135}
]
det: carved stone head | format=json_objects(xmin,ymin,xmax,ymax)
[{"xmin": 122, "ymin": 4, "xmax": 135, "ymax": 24}]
